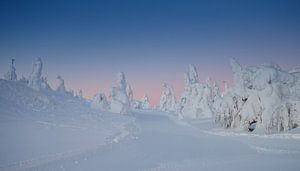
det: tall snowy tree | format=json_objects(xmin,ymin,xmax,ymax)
[
  {"xmin": 159, "ymin": 83, "xmax": 176, "ymax": 112},
  {"xmin": 140, "ymin": 95, "xmax": 150, "ymax": 109},
  {"xmin": 4, "ymin": 59, "xmax": 17, "ymax": 81},
  {"xmin": 110, "ymin": 72, "xmax": 131, "ymax": 114},
  {"xmin": 56, "ymin": 75, "xmax": 67, "ymax": 93},
  {"xmin": 27, "ymin": 58, "xmax": 43, "ymax": 90},
  {"xmin": 177, "ymin": 64, "xmax": 215, "ymax": 119}
]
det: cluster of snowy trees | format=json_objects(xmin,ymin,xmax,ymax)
[
  {"xmin": 3, "ymin": 58, "xmax": 88, "ymax": 99},
  {"xmin": 3, "ymin": 57, "xmax": 299, "ymax": 132},
  {"xmin": 3, "ymin": 58, "xmax": 152, "ymax": 115},
  {"xmin": 213, "ymin": 59, "xmax": 300, "ymax": 133},
  {"xmin": 90, "ymin": 72, "xmax": 151, "ymax": 113},
  {"xmin": 157, "ymin": 59, "xmax": 300, "ymax": 133}
]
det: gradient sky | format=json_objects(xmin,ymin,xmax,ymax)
[{"xmin": 0, "ymin": 0, "xmax": 300, "ymax": 105}]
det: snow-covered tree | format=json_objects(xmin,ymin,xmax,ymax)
[
  {"xmin": 159, "ymin": 83, "xmax": 176, "ymax": 112},
  {"xmin": 110, "ymin": 72, "xmax": 131, "ymax": 114},
  {"xmin": 177, "ymin": 64, "xmax": 216, "ymax": 119},
  {"xmin": 4, "ymin": 59, "xmax": 17, "ymax": 81},
  {"xmin": 140, "ymin": 95, "xmax": 150, "ymax": 109},
  {"xmin": 214, "ymin": 58, "xmax": 300, "ymax": 133},
  {"xmin": 56, "ymin": 75, "xmax": 67, "ymax": 93},
  {"xmin": 126, "ymin": 84, "xmax": 134, "ymax": 107},
  {"xmin": 91, "ymin": 93, "xmax": 109, "ymax": 111},
  {"xmin": 28, "ymin": 58, "xmax": 50, "ymax": 90}
]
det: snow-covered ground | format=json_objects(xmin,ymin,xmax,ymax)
[
  {"xmin": 1, "ymin": 58, "xmax": 300, "ymax": 171},
  {"xmin": 1, "ymin": 109, "xmax": 299, "ymax": 171}
]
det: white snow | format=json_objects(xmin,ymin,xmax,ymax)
[{"xmin": 0, "ymin": 58, "xmax": 299, "ymax": 171}]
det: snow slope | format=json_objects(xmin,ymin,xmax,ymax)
[
  {"xmin": 1, "ymin": 77, "xmax": 300, "ymax": 171},
  {"xmin": 0, "ymin": 79, "xmax": 136, "ymax": 171},
  {"xmin": 15, "ymin": 110, "xmax": 300, "ymax": 171}
]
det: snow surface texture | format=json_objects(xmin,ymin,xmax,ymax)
[
  {"xmin": 110, "ymin": 72, "xmax": 132, "ymax": 114},
  {"xmin": 0, "ymin": 79, "xmax": 135, "ymax": 171},
  {"xmin": 213, "ymin": 58, "xmax": 300, "ymax": 133}
]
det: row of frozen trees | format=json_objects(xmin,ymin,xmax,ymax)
[
  {"xmin": 3, "ymin": 58, "xmax": 151, "ymax": 115},
  {"xmin": 4, "ymin": 57, "xmax": 300, "ymax": 132},
  {"xmin": 91, "ymin": 71, "xmax": 150, "ymax": 113},
  {"xmin": 158, "ymin": 59, "xmax": 300, "ymax": 133},
  {"xmin": 4, "ymin": 58, "xmax": 83, "ymax": 98}
]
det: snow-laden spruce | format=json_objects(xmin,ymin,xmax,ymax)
[
  {"xmin": 140, "ymin": 95, "xmax": 151, "ymax": 109},
  {"xmin": 27, "ymin": 58, "xmax": 51, "ymax": 91},
  {"xmin": 177, "ymin": 65, "xmax": 218, "ymax": 119},
  {"xmin": 132, "ymin": 95, "xmax": 151, "ymax": 110},
  {"xmin": 56, "ymin": 75, "xmax": 67, "ymax": 93},
  {"xmin": 126, "ymin": 84, "xmax": 134, "ymax": 108},
  {"xmin": 158, "ymin": 83, "xmax": 176, "ymax": 112},
  {"xmin": 91, "ymin": 93, "xmax": 109, "ymax": 111},
  {"xmin": 4, "ymin": 59, "xmax": 17, "ymax": 81},
  {"xmin": 110, "ymin": 72, "xmax": 132, "ymax": 114},
  {"xmin": 214, "ymin": 58, "xmax": 300, "ymax": 133}
]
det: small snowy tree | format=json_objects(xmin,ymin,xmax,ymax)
[
  {"xmin": 110, "ymin": 72, "xmax": 131, "ymax": 114},
  {"xmin": 56, "ymin": 75, "xmax": 67, "ymax": 93},
  {"xmin": 177, "ymin": 64, "xmax": 215, "ymax": 119},
  {"xmin": 126, "ymin": 84, "xmax": 134, "ymax": 107},
  {"xmin": 4, "ymin": 59, "xmax": 17, "ymax": 81},
  {"xmin": 28, "ymin": 58, "xmax": 43, "ymax": 90},
  {"xmin": 140, "ymin": 95, "xmax": 150, "ymax": 109},
  {"xmin": 159, "ymin": 83, "xmax": 176, "ymax": 112}
]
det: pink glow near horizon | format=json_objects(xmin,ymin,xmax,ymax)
[{"xmin": 48, "ymin": 70, "xmax": 231, "ymax": 107}]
